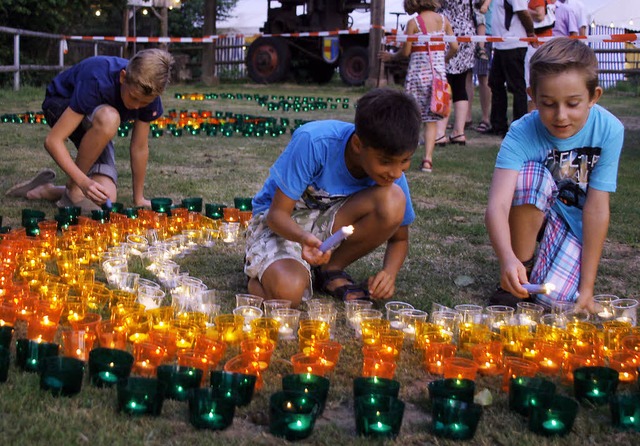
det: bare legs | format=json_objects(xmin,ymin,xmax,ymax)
[
  {"xmin": 251, "ymin": 185, "xmax": 406, "ymax": 306},
  {"xmin": 509, "ymin": 204, "xmax": 545, "ymax": 262}
]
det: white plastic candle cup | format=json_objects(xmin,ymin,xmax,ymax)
[
  {"xmin": 137, "ymin": 286, "xmax": 166, "ymax": 310},
  {"xmin": 233, "ymin": 306, "xmax": 263, "ymax": 331},
  {"xmin": 350, "ymin": 309, "xmax": 383, "ymax": 335},
  {"xmin": 345, "ymin": 300, "xmax": 374, "ymax": 323},
  {"xmin": 272, "ymin": 308, "xmax": 302, "ymax": 340},
  {"xmin": 385, "ymin": 301, "xmax": 415, "ymax": 330},
  {"xmin": 236, "ymin": 294, "xmax": 264, "ymax": 309},
  {"xmin": 454, "ymin": 304, "xmax": 484, "ymax": 324},
  {"xmin": 263, "ymin": 299, "xmax": 292, "ymax": 318},
  {"xmin": 220, "ymin": 222, "xmax": 240, "ymax": 244},
  {"xmin": 594, "ymin": 294, "xmax": 618, "ymax": 321},
  {"xmin": 398, "ymin": 309, "xmax": 428, "ymax": 340},
  {"xmin": 612, "ymin": 299, "xmax": 639, "ymax": 326},
  {"xmin": 485, "ymin": 305, "xmax": 516, "ymax": 332}
]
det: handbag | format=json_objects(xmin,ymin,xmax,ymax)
[
  {"xmin": 428, "ymin": 51, "xmax": 452, "ymax": 118},
  {"xmin": 416, "ymin": 14, "xmax": 452, "ymax": 118}
]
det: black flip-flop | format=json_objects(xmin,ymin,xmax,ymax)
[{"xmin": 5, "ymin": 168, "xmax": 56, "ymax": 197}]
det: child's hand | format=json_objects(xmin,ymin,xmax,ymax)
[
  {"xmin": 575, "ymin": 291, "xmax": 597, "ymax": 313},
  {"xmin": 500, "ymin": 257, "xmax": 530, "ymax": 298},
  {"xmin": 81, "ymin": 179, "xmax": 109, "ymax": 205},
  {"xmin": 300, "ymin": 232, "xmax": 331, "ymax": 266},
  {"xmin": 366, "ymin": 270, "xmax": 395, "ymax": 300}
]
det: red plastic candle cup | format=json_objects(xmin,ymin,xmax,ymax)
[
  {"xmin": 132, "ymin": 342, "xmax": 167, "ymax": 377},
  {"xmin": 224, "ymin": 353, "xmax": 263, "ymax": 390}
]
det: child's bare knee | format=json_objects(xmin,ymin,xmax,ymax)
[{"xmin": 92, "ymin": 106, "xmax": 121, "ymax": 133}]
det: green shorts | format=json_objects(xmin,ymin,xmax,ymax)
[{"xmin": 243, "ymin": 199, "xmax": 347, "ymax": 298}]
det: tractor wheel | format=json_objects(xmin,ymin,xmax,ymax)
[
  {"xmin": 246, "ymin": 37, "xmax": 291, "ymax": 83},
  {"xmin": 339, "ymin": 46, "xmax": 369, "ymax": 86},
  {"xmin": 309, "ymin": 61, "xmax": 335, "ymax": 84}
]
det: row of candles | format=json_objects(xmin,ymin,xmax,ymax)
[
  {"xmin": 2, "ymin": 202, "xmax": 640, "ymax": 439},
  {"xmin": 173, "ymin": 92, "xmax": 351, "ymax": 111}
]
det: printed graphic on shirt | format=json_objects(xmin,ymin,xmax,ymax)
[
  {"xmin": 298, "ymin": 186, "xmax": 346, "ymax": 211},
  {"xmin": 546, "ymin": 146, "xmax": 602, "ymax": 208}
]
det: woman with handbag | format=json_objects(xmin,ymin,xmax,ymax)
[{"xmin": 380, "ymin": 0, "xmax": 457, "ymax": 173}]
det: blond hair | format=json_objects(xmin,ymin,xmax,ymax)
[
  {"xmin": 404, "ymin": 0, "xmax": 441, "ymax": 15},
  {"xmin": 530, "ymin": 38, "xmax": 599, "ymax": 98},
  {"xmin": 124, "ymin": 49, "xmax": 174, "ymax": 97}
]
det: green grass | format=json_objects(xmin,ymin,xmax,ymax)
[{"xmin": 0, "ymin": 83, "xmax": 639, "ymax": 445}]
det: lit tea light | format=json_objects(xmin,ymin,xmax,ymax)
[{"xmin": 522, "ymin": 283, "xmax": 556, "ymax": 294}]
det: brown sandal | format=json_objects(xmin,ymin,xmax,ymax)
[{"xmin": 420, "ymin": 159, "xmax": 433, "ymax": 172}]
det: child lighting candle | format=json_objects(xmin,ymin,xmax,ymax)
[
  {"xmin": 319, "ymin": 225, "xmax": 354, "ymax": 253},
  {"xmin": 522, "ymin": 283, "xmax": 556, "ymax": 294}
]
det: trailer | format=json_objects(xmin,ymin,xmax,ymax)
[{"xmin": 246, "ymin": 0, "xmax": 372, "ymax": 85}]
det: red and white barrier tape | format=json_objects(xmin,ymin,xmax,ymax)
[{"xmin": 63, "ymin": 30, "xmax": 640, "ymax": 44}]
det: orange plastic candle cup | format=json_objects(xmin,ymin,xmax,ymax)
[
  {"xmin": 148, "ymin": 329, "xmax": 179, "ymax": 361},
  {"xmin": 291, "ymin": 353, "xmax": 328, "ymax": 376},
  {"xmin": 214, "ymin": 314, "xmax": 245, "ymax": 346},
  {"xmin": 224, "ymin": 352, "xmax": 263, "ymax": 390},
  {"xmin": 608, "ymin": 351, "xmax": 640, "ymax": 383},
  {"xmin": 132, "ymin": 342, "xmax": 167, "ymax": 377},
  {"xmin": 537, "ymin": 342, "xmax": 565, "ymax": 376},
  {"xmin": 241, "ymin": 338, "xmax": 276, "ymax": 371},
  {"xmin": 61, "ymin": 328, "xmax": 96, "ymax": 361},
  {"xmin": 362, "ymin": 357, "xmax": 397, "ymax": 380},
  {"xmin": 96, "ymin": 320, "xmax": 128, "ymax": 350},
  {"xmin": 443, "ymin": 357, "xmax": 479, "ymax": 381},
  {"xmin": 502, "ymin": 357, "xmax": 539, "ymax": 392},
  {"xmin": 471, "ymin": 341, "xmax": 504, "ymax": 376},
  {"xmin": 362, "ymin": 344, "xmax": 400, "ymax": 363},
  {"xmin": 193, "ymin": 334, "xmax": 227, "ymax": 364},
  {"xmin": 423, "ymin": 342, "xmax": 457, "ymax": 375},
  {"xmin": 561, "ymin": 353, "xmax": 597, "ymax": 384}
]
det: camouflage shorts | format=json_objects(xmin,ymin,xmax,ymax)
[{"xmin": 243, "ymin": 199, "xmax": 347, "ymax": 296}]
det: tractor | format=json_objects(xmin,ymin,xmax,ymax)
[{"xmin": 246, "ymin": 0, "xmax": 373, "ymax": 85}]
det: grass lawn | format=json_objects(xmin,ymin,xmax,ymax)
[{"xmin": 0, "ymin": 81, "xmax": 639, "ymax": 446}]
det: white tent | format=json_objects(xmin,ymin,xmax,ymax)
[{"xmin": 582, "ymin": 0, "xmax": 640, "ymax": 31}]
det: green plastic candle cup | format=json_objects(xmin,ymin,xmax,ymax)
[
  {"xmin": 156, "ymin": 364, "xmax": 203, "ymax": 401},
  {"xmin": 573, "ymin": 366, "xmax": 619, "ymax": 405},
  {"xmin": 181, "ymin": 197, "xmax": 203, "ymax": 213},
  {"xmin": 103, "ymin": 201, "xmax": 123, "ymax": 213},
  {"xmin": 428, "ymin": 378, "xmax": 476, "ymax": 404},
  {"xmin": 15, "ymin": 339, "xmax": 60, "ymax": 373},
  {"xmin": 209, "ymin": 370, "xmax": 256, "ymax": 407},
  {"xmin": 509, "ymin": 376, "xmax": 557, "ymax": 416},
  {"xmin": 353, "ymin": 376, "xmax": 401, "ymax": 400},
  {"xmin": 528, "ymin": 395, "xmax": 579, "ymax": 436},
  {"xmin": 0, "ymin": 325, "xmax": 14, "ymax": 349},
  {"xmin": 205, "ymin": 203, "xmax": 226, "ymax": 220},
  {"xmin": 354, "ymin": 394, "xmax": 405, "ymax": 439},
  {"xmin": 119, "ymin": 207, "xmax": 138, "ymax": 218},
  {"xmin": 269, "ymin": 390, "xmax": 320, "ymax": 441},
  {"xmin": 88, "ymin": 347, "xmax": 134, "ymax": 387},
  {"xmin": 188, "ymin": 387, "xmax": 236, "ymax": 430},
  {"xmin": 431, "ymin": 397, "xmax": 482, "ymax": 440},
  {"xmin": 91, "ymin": 209, "xmax": 110, "ymax": 223},
  {"xmin": 0, "ymin": 346, "xmax": 10, "ymax": 383},
  {"xmin": 39, "ymin": 356, "xmax": 85, "ymax": 397},
  {"xmin": 610, "ymin": 393, "xmax": 640, "ymax": 431},
  {"xmin": 233, "ymin": 197, "xmax": 253, "ymax": 211},
  {"xmin": 150, "ymin": 197, "xmax": 173, "ymax": 214},
  {"xmin": 117, "ymin": 377, "xmax": 166, "ymax": 416},
  {"xmin": 283, "ymin": 373, "xmax": 330, "ymax": 416},
  {"xmin": 21, "ymin": 209, "xmax": 46, "ymax": 227}
]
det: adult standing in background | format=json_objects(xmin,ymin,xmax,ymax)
[
  {"xmin": 559, "ymin": 0, "xmax": 588, "ymax": 36},
  {"xmin": 553, "ymin": 0, "xmax": 579, "ymax": 37},
  {"xmin": 435, "ymin": 0, "xmax": 476, "ymax": 146},
  {"xmin": 470, "ymin": 0, "xmax": 494, "ymax": 134},
  {"xmin": 487, "ymin": 0, "xmax": 535, "ymax": 137},
  {"xmin": 380, "ymin": 0, "xmax": 458, "ymax": 173}
]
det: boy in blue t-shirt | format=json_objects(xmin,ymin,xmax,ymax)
[
  {"xmin": 245, "ymin": 88, "xmax": 421, "ymax": 307},
  {"xmin": 485, "ymin": 38, "xmax": 624, "ymax": 311},
  {"xmin": 6, "ymin": 49, "xmax": 173, "ymax": 211}
]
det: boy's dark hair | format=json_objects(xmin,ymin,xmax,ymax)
[
  {"xmin": 530, "ymin": 37, "xmax": 599, "ymax": 98},
  {"xmin": 355, "ymin": 88, "xmax": 421, "ymax": 156}
]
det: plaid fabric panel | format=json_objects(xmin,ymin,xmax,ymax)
[{"xmin": 512, "ymin": 162, "xmax": 580, "ymax": 307}]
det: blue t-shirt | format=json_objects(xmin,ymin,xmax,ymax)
[
  {"xmin": 495, "ymin": 105, "xmax": 624, "ymax": 240},
  {"xmin": 252, "ymin": 120, "xmax": 416, "ymax": 227},
  {"xmin": 46, "ymin": 56, "xmax": 162, "ymax": 123}
]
